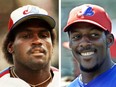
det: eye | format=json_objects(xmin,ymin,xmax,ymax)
[
  {"xmin": 72, "ymin": 34, "xmax": 82, "ymax": 40},
  {"xmin": 89, "ymin": 33, "xmax": 100, "ymax": 40},
  {"xmin": 21, "ymin": 33, "xmax": 33, "ymax": 39},
  {"xmin": 91, "ymin": 33, "xmax": 99, "ymax": 37},
  {"xmin": 40, "ymin": 34, "xmax": 47, "ymax": 38},
  {"xmin": 39, "ymin": 33, "xmax": 50, "ymax": 39}
]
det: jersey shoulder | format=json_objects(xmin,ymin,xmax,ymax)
[{"xmin": 0, "ymin": 67, "xmax": 10, "ymax": 78}]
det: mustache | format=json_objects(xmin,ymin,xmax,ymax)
[{"xmin": 28, "ymin": 45, "xmax": 47, "ymax": 54}]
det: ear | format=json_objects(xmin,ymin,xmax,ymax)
[
  {"xmin": 106, "ymin": 34, "xmax": 114, "ymax": 48},
  {"xmin": 7, "ymin": 42, "xmax": 14, "ymax": 53}
]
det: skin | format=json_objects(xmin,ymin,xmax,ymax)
[
  {"xmin": 68, "ymin": 22, "xmax": 114, "ymax": 83},
  {"xmin": 7, "ymin": 20, "xmax": 53, "ymax": 86}
]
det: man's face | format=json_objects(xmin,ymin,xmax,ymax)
[
  {"xmin": 9, "ymin": 20, "xmax": 53, "ymax": 70},
  {"xmin": 69, "ymin": 22, "xmax": 108, "ymax": 72}
]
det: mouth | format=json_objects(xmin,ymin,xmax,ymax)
[
  {"xmin": 31, "ymin": 48, "xmax": 46, "ymax": 56},
  {"xmin": 78, "ymin": 51, "xmax": 95, "ymax": 61},
  {"xmin": 78, "ymin": 49, "xmax": 97, "ymax": 61},
  {"xmin": 81, "ymin": 52, "xmax": 94, "ymax": 56}
]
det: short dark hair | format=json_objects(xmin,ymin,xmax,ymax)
[{"xmin": 2, "ymin": 19, "xmax": 56, "ymax": 64}]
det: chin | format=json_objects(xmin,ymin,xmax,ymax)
[{"xmin": 80, "ymin": 64, "xmax": 100, "ymax": 72}]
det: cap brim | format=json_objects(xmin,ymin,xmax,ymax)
[
  {"xmin": 11, "ymin": 14, "xmax": 56, "ymax": 30},
  {"xmin": 64, "ymin": 20, "xmax": 107, "ymax": 32}
]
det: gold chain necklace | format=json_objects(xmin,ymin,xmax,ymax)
[{"xmin": 11, "ymin": 67, "xmax": 52, "ymax": 87}]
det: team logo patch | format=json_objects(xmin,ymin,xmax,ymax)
[
  {"xmin": 23, "ymin": 10, "xmax": 29, "ymax": 14},
  {"xmin": 23, "ymin": 7, "xmax": 38, "ymax": 15},
  {"xmin": 77, "ymin": 6, "xmax": 94, "ymax": 17}
]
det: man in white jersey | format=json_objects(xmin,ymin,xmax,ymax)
[{"xmin": 0, "ymin": 5, "xmax": 59, "ymax": 87}]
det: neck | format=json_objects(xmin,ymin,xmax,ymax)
[
  {"xmin": 11, "ymin": 64, "xmax": 51, "ymax": 86},
  {"xmin": 81, "ymin": 56, "xmax": 114, "ymax": 83}
]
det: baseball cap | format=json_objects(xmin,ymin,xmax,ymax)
[
  {"xmin": 64, "ymin": 4, "xmax": 112, "ymax": 33},
  {"xmin": 8, "ymin": 5, "xmax": 55, "ymax": 31}
]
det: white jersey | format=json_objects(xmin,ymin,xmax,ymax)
[{"xmin": 0, "ymin": 66, "xmax": 59, "ymax": 87}]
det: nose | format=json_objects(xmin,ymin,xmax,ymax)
[
  {"xmin": 78, "ymin": 36, "xmax": 92, "ymax": 48},
  {"xmin": 32, "ymin": 34, "xmax": 42, "ymax": 46}
]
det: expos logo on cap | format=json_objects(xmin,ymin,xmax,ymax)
[
  {"xmin": 77, "ymin": 6, "xmax": 94, "ymax": 17},
  {"xmin": 22, "ymin": 6, "xmax": 47, "ymax": 15}
]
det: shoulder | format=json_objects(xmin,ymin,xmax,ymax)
[
  {"xmin": 48, "ymin": 66, "xmax": 59, "ymax": 87},
  {"xmin": 0, "ymin": 78, "xmax": 30, "ymax": 87},
  {"xmin": 102, "ymin": 64, "xmax": 116, "ymax": 77},
  {"xmin": 68, "ymin": 77, "xmax": 80, "ymax": 87},
  {"xmin": 0, "ymin": 67, "xmax": 10, "ymax": 78},
  {"xmin": 50, "ymin": 66, "xmax": 59, "ymax": 78},
  {"xmin": 50, "ymin": 66, "xmax": 59, "ymax": 79},
  {"xmin": 106, "ymin": 64, "xmax": 116, "ymax": 78}
]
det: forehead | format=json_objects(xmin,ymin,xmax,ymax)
[{"xmin": 68, "ymin": 22, "xmax": 103, "ymax": 32}]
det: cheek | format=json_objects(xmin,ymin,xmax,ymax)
[
  {"xmin": 97, "ymin": 41, "xmax": 107, "ymax": 60},
  {"xmin": 13, "ymin": 40, "xmax": 30, "ymax": 55},
  {"xmin": 69, "ymin": 41, "xmax": 79, "ymax": 59},
  {"xmin": 69, "ymin": 40, "xmax": 78, "ymax": 51},
  {"xmin": 46, "ymin": 42, "xmax": 53, "ymax": 53},
  {"xmin": 45, "ymin": 39, "xmax": 53, "ymax": 49},
  {"xmin": 45, "ymin": 41, "xmax": 53, "ymax": 58},
  {"xmin": 97, "ymin": 38, "xmax": 107, "ymax": 52}
]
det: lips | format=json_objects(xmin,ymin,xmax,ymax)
[{"xmin": 31, "ymin": 48, "xmax": 46, "ymax": 56}]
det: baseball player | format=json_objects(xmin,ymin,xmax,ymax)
[
  {"xmin": 63, "ymin": 4, "xmax": 116, "ymax": 87},
  {"xmin": 0, "ymin": 5, "xmax": 59, "ymax": 87}
]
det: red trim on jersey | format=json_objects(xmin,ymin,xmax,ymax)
[{"xmin": 0, "ymin": 68, "xmax": 10, "ymax": 77}]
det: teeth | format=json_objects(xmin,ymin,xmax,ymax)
[{"xmin": 81, "ymin": 52, "xmax": 94, "ymax": 56}]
